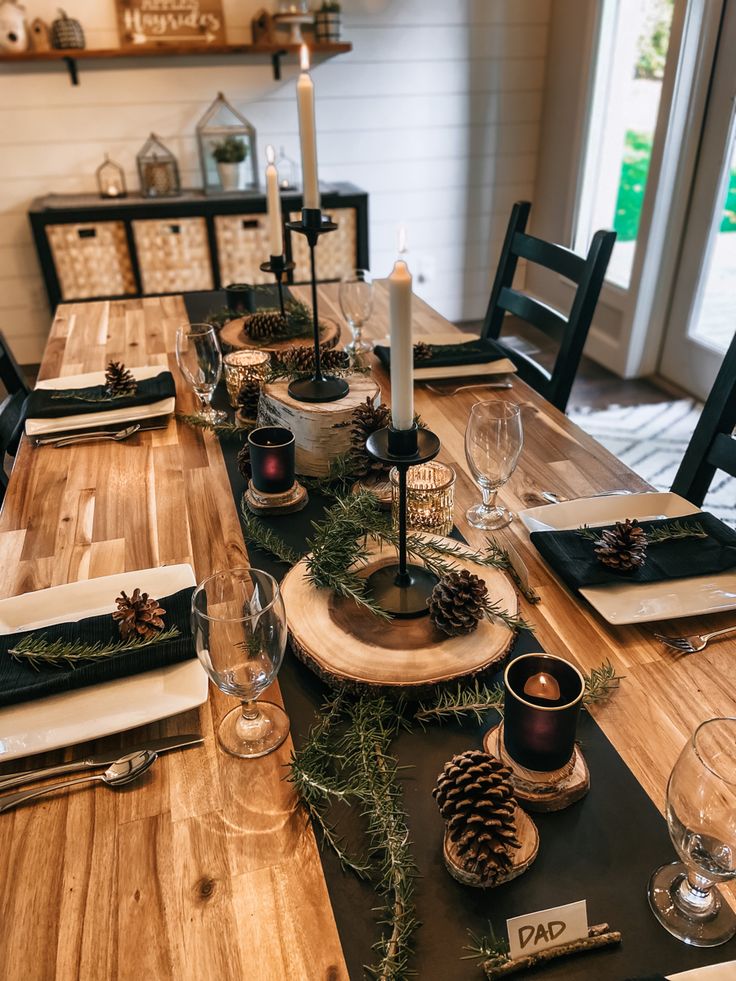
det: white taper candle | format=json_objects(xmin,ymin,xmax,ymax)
[
  {"xmin": 265, "ymin": 145, "xmax": 283, "ymax": 256},
  {"xmin": 297, "ymin": 44, "xmax": 320, "ymax": 210},
  {"xmin": 389, "ymin": 258, "xmax": 413, "ymax": 430}
]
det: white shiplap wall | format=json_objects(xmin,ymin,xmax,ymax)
[{"xmin": 0, "ymin": 0, "xmax": 549, "ymax": 363}]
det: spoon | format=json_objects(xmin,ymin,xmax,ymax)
[
  {"xmin": 0, "ymin": 749, "xmax": 157, "ymax": 814},
  {"xmin": 52, "ymin": 424, "xmax": 141, "ymax": 448}
]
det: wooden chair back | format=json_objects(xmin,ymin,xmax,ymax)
[{"xmin": 0, "ymin": 331, "xmax": 29, "ymax": 397}]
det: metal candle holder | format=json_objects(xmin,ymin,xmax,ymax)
[
  {"xmin": 365, "ymin": 424, "xmax": 441, "ymax": 618},
  {"xmin": 285, "ymin": 208, "xmax": 349, "ymax": 403},
  {"xmin": 259, "ymin": 253, "xmax": 295, "ymax": 318}
]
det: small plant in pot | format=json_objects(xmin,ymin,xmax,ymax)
[
  {"xmin": 314, "ymin": 0, "xmax": 340, "ymax": 42},
  {"xmin": 212, "ymin": 136, "xmax": 248, "ymax": 192}
]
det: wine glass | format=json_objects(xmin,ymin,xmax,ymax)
[
  {"xmin": 464, "ymin": 400, "xmax": 523, "ymax": 529},
  {"xmin": 175, "ymin": 323, "xmax": 227, "ymax": 424},
  {"xmin": 648, "ymin": 717, "xmax": 736, "ymax": 946},
  {"xmin": 192, "ymin": 568, "xmax": 290, "ymax": 759},
  {"xmin": 340, "ymin": 269, "xmax": 374, "ymax": 354}
]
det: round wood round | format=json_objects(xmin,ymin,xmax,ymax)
[
  {"xmin": 220, "ymin": 315, "xmax": 341, "ymax": 354},
  {"xmin": 280, "ymin": 535, "xmax": 519, "ymax": 692}
]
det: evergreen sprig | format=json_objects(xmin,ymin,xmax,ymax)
[
  {"xmin": 176, "ymin": 412, "xmax": 246, "ymax": 439},
  {"xmin": 9, "ymin": 626, "xmax": 181, "ymax": 670},
  {"xmin": 582, "ymin": 659, "xmax": 622, "ymax": 704},
  {"xmin": 50, "ymin": 389, "xmax": 130, "ymax": 403},
  {"xmin": 461, "ymin": 923, "xmax": 510, "ymax": 965},
  {"xmin": 239, "ymin": 502, "xmax": 301, "ymax": 566},
  {"xmin": 414, "ymin": 679, "xmax": 504, "ymax": 726},
  {"xmin": 577, "ymin": 519, "xmax": 707, "ymax": 544},
  {"xmin": 299, "ymin": 451, "xmax": 363, "ymax": 497}
]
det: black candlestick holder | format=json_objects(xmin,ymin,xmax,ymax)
[
  {"xmin": 259, "ymin": 254, "xmax": 295, "ymax": 318},
  {"xmin": 285, "ymin": 208, "xmax": 349, "ymax": 403},
  {"xmin": 365, "ymin": 424, "xmax": 441, "ymax": 618}
]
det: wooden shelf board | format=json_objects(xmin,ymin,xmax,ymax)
[{"xmin": 0, "ymin": 42, "xmax": 352, "ymax": 64}]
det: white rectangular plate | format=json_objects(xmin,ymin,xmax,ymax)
[
  {"xmin": 378, "ymin": 333, "xmax": 517, "ymax": 380},
  {"xmin": 669, "ymin": 964, "xmax": 736, "ymax": 980},
  {"xmin": 519, "ymin": 492, "xmax": 736, "ymax": 625},
  {"xmin": 26, "ymin": 365, "xmax": 176, "ymax": 437},
  {"xmin": 0, "ymin": 565, "xmax": 208, "ymax": 761}
]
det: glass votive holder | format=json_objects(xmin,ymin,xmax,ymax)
[
  {"xmin": 390, "ymin": 462, "xmax": 456, "ymax": 536},
  {"xmin": 248, "ymin": 426, "xmax": 295, "ymax": 495},
  {"xmin": 225, "ymin": 283, "xmax": 257, "ymax": 316},
  {"xmin": 503, "ymin": 653, "xmax": 585, "ymax": 772},
  {"xmin": 223, "ymin": 350, "xmax": 270, "ymax": 407}
]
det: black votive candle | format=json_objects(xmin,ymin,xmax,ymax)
[
  {"xmin": 503, "ymin": 653, "xmax": 584, "ymax": 772},
  {"xmin": 248, "ymin": 427, "xmax": 295, "ymax": 495},
  {"xmin": 225, "ymin": 283, "xmax": 257, "ymax": 316}
]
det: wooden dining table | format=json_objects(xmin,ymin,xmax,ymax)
[{"xmin": 0, "ymin": 284, "xmax": 734, "ymax": 981}]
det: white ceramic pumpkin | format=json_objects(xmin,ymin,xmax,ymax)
[{"xmin": 0, "ymin": 1, "xmax": 27, "ymax": 52}]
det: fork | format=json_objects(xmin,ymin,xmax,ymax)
[
  {"xmin": 423, "ymin": 381, "xmax": 513, "ymax": 396},
  {"xmin": 652, "ymin": 625, "xmax": 736, "ymax": 653}
]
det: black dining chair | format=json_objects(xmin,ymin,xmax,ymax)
[
  {"xmin": 671, "ymin": 330, "xmax": 736, "ymax": 507},
  {"xmin": 0, "ymin": 332, "xmax": 30, "ymax": 501},
  {"xmin": 480, "ymin": 201, "xmax": 616, "ymax": 412}
]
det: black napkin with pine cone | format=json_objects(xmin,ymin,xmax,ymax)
[
  {"xmin": 374, "ymin": 336, "xmax": 507, "ymax": 371},
  {"xmin": 0, "ymin": 586, "xmax": 194, "ymax": 707},
  {"xmin": 26, "ymin": 370, "xmax": 176, "ymax": 419},
  {"xmin": 530, "ymin": 512, "xmax": 736, "ymax": 591}
]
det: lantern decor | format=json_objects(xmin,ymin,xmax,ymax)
[
  {"xmin": 96, "ymin": 155, "xmax": 127, "ymax": 200},
  {"xmin": 197, "ymin": 92, "xmax": 258, "ymax": 195},
  {"xmin": 136, "ymin": 134, "xmax": 180, "ymax": 198}
]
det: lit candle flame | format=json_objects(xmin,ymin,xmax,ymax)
[
  {"xmin": 397, "ymin": 224, "xmax": 408, "ymax": 255},
  {"xmin": 523, "ymin": 671, "xmax": 561, "ymax": 701},
  {"xmin": 266, "ymin": 144, "xmax": 275, "ymax": 165},
  {"xmin": 300, "ymin": 43, "xmax": 310, "ymax": 72}
]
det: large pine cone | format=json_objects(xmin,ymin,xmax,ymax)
[
  {"xmin": 594, "ymin": 518, "xmax": 647, "ymax": 572},
  {"xmin": 433, "ymin": 750, "xmax": 521, "ymax": 884},
  {"xmin": 428, "ymin": 570, "xmax": 488, "ymax": 636},
  {"xmin": 236, "ymin": 378, "xmax": 261, "ymax": 420},
  {"xmin": 112, "ymin": 588, "xmax": 165, "ymax": 640},
  {"xmin": 413, "ymin": 341, "xmax": 433, "ymax": 363},
  {"xmin": 349, "ymin": 397, "xmax": 391, "ymax": 477},
  {"xmin": 244, "ymin": 309, "xmax": 288, "ymax": 340},
  {"xmin": 105, "ymin": 360, "xmax": 137, "ymax": 397},
  {"xmin": 274, "ymin": 345, "xmax": 350, "ymax": 377}
]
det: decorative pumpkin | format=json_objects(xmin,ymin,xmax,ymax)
[
  {"xmin": 50, "ymin": 8, "xmax": 85, "ymax": 49},
  {"xmin": 0, "ymin": 1, "xmax": 27, "ymax": 53}
]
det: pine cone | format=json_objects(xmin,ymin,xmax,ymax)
[
  {"xmin": 593, "ymin": 518, "xmax": 648, "ymax": 572},
  {"xmin": 428, "ymin": 570, "xmax": 488, "ymax": 636},
  {"xmin": 112, "ymin": 588, "xmax": 166, "ymax": 640},
  {"xmin": 105, "ymin": 360, "xmax": 137, "ymax": 397},
  {"xmin": 274, "ymin": 345, "xmax": 350, "ymax": 377},
  {"xmin": 348, "ymin": 397, "xmax": 391, "ymax": 477},
  {"xmin": 237, "ymin": 442, "xmax": 251, "ymax": 481},
  {"xmin": 413, "ymin": 341, "xmax": 433, "ymax": 363},
  {"xmin": 433, "ymin": 750, "xmax": 521, "ymax": 884},
  {"xmin": 244, "ymin": 309, "xmax": 288, "ymax": 340},
  {"xmin": 236, "ymin": 378, "xmax": 261, "ymax": 420}
]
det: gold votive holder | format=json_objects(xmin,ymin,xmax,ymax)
[
  {"xmin": 390, "ymin": 461, "xmax": 456, "ymax": 536},
  {"xmin": 223, "ymin": 350, "xmax": 270, "ymax": 407}
]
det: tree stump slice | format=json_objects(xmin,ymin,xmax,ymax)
[
  {"xmin": 220, "ymin": 315, "xmax": 340, "ymax": 354},
  {"xmin": 258, "ymin": 375, "xmax": 381, "ymax": 477},
  {"xmin": 484, "ymin": 722, "xmax": 590, "ymax": 812},
  {"xmin": 280, "ymin": 535, "xmax": 518, "ymax": 692},
  {"xmin": 442, "ymin": 805, "xmax": 539, "ymax": 888}
]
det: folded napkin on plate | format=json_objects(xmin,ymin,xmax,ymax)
[
  {"xmin": 25, "ymin": 370, "xmax": 176, "ymax": 419},
  {"xmin": 530, "ymin": 513, "xmax": 736, "ymax": 592},
  {"xmin": 374, "ymin": 337, "xmax": 507, "ymax": 371},
  {"xmin": 0, "ymin": 586, "xmax": 194, "ymax": 707}
]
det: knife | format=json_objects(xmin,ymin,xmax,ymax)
[{"xmin": 0, "ymin": 733, "xmax": 203, "ymax": 790}]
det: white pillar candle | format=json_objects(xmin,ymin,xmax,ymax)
[
  {"xmin": 297, "ymin": 44, "xmax": 320, "ymax": 211},
  {"xmin": 265, "ymin": 145, "xmax": 283, "ymax": 256},
  {"xmin": 389, "ymin": 258, "xmax": 414, "ymax": 431}
]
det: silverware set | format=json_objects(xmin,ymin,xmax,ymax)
[{"xmin": 32, "ymin": 419, "xmax": 171, "ymax": 448}]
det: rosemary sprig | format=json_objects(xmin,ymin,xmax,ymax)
[
  {"xmin": 481, "ymin": 597, "xmax": 531, "ymax": 633},
  {"xmin": 582, "ymin": 659, "xmax": 623, "ymax": 705},
  {"xmin": 299, "ymin": 451, "xmax": 363, "ymax": 497},
  {"xmin": 484, "ymin": 538, "xmax": 542, "ymax": 604},
  {"xmin": 414, "ymin": 679, "xmax": 504, "ymax": 726},
  {"xmin": 461, "ymin": 923, "xmax": 510, "ymax": 965},
  {"xmin": 50, "ymin": 389, "xmax": 130, "ymax": 403},
  {"xmin": 9, "ymin": 625, "xmax": 181, "ymax": 670},
  {"xmin": 176, "ymin": 412, "xmax": 246, "ymax": 439},
  {"xmin": 577, "ymin": 519, "xmax": 707, "ymax": 543},
  {"xmin": 239, "ymin": 502, "xmax": 301, "ymax": 566}
]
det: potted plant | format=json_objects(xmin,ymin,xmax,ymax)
[
  {"xmin": 314, "ymin": 1, "xmax": 340, "ymax": 42},
  {"xmin": 212, "ymin": 136, "xmax": 248, "ymax": 192}
]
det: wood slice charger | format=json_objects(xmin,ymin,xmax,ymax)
[
  {"xmin": 280, "ymin": 535, "xmax": 518, "ymax": 692},
  {"xmin": 220, "ymin": 315, "xmax": 341, "ymax": 354},
  {"xmin": 443, "ymin": 806, "xmax": 539, "ymax": 888}
]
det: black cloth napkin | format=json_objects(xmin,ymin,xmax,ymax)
[
  {"xmin": 25, "ymin": 371, "xmax": 176, "ymax": 419},
  {"xmin": 530, "ymin": 512, "xmax": 736, "ymax": 592},
  {"xmin": 374, "ymin": 337, "xmax": 507, "ymax": 371},
  {"xmin": 0, "ymin": 586, "xmax": 195, "ymax": 707}
]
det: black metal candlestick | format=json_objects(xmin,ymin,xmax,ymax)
[
  {"xmin": 285, "ymin": 208, "xmax": 349, "ymax": 403},
  {"xmin": 259, "ymin": 254, "xmax": 295, "ymax": 318},
  {"xmin": 365, "ymin": 424, "xmax": 441, "ymax": 618}
]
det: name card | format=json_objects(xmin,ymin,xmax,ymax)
[{"xmin": 507, "ymin": 900, "xmax": 588, "ymax": 960}]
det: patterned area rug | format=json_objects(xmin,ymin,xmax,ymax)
[{"xmin": 568, "ymin": 399, "xmax": 735, "ymax": 528}]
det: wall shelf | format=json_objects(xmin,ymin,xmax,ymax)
[{"xmin": 0, "ymin": 41, "xmax": 352, "ymax": 85}]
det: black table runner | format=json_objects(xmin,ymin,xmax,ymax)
[{"xmin": 186, "ymin": 290, "xmax": 736, "ymax": 980}]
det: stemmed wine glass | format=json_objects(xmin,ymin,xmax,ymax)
[
  {"xmin": 464, "ymin": 400, "xmax": 523, "ymax": 529},
  {"xmin": 175, "ymin": 323, "xmax": 227, "ymax": 424},
  {"xmin": 648, "ymin": 717, "xmax": 736, "ymax": 946},
  {"xmin": 340, "ymin": 269, "xmax": 374, "ymax": 354},
  {"xmin": 192, "ymin": 568, "xmax": 290, "ymax": 759}
]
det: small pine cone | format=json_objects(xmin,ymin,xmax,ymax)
[
  {"xmin": 594, "ymin": 518, "xmax": 648, "ymax": 572},
  {"xmin": 244, "ymin": 309, "xmax": 288, "ymax": 340},
  {"xmin": 112, "ymin": 588, "xmax": 166, "ymax": 640},
  {"xmin": 348, "ymin": 397, "xmax": 391, "ymax": 477},
  {"xmin": 237, "ymin": 442, "xmax": 251, "ymax": 481},
  {"xmin": 320, "ymin": 347, "xmax": 351, "ymax": 372},
  {"xmin": 413, "ymin": 341, "xmax": 433, "ymax": 363},
  {"xmin": 236, "ymin": 378, "xmax": 261, "ymax": 420},
  {"xmin": 428, "ymin": 570, "xmax": 488, "ymax": 636},
  {"xmin": 105, "ymin": 360, "xmax": 137, "ymax": 397},
  {"xmin": 433, "ymin": 749, "xmax": 521, "ymax": 884}
]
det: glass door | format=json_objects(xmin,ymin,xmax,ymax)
[{"xmin": 659, "ymin": 2, "xmax": 736, "ymax": 398}]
